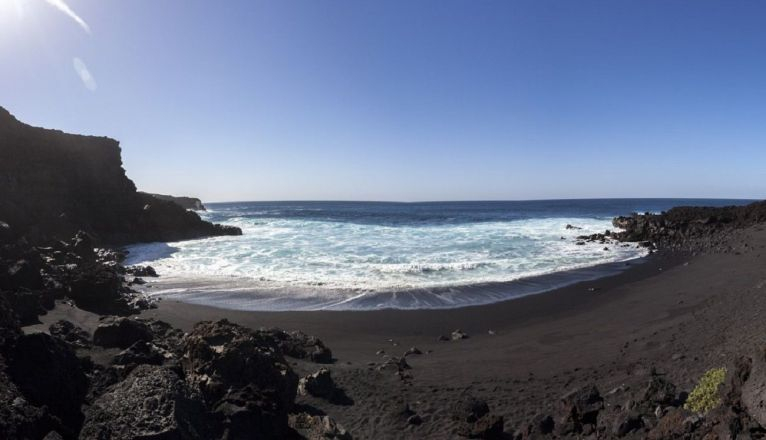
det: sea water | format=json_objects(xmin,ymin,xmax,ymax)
[{"xmin": 125, "ymin": 199, "xmax": 750, "ymax": 310}]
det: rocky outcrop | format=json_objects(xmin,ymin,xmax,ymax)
[
  {"xmin": 182, "ymin": 320, "xmax": 299, "ymax": 439},
  {"xmin": 612, "ymin": 200, "xmax": 766, "ymax": 251},
  {"xmin": 141, "ymin": 192, "xmax": 207, "ymax": 211},
  {"xmin": 0, "ymin": 106, "xmax": 240, "ymax": 245}
]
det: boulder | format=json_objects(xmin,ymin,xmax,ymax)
[
  {"xmin": 555, "ymin": 385, "xmax": 603, "ymax": 435},
  {"xmin": 49, "ymin": 320, "xmax": 91, "ymax": 349},
  {"xmin": 7, "ymin": 333, "xmax": 88, "ymax": 435},
  {"xmin": 93, "ymin": 317, "xmax": 153, "ymax": 349},
  {"xmin": 270, "ymin": 329, "xmax": 333, "ymax": 363},
  {"xmin": 612, "ymin": 411, "xmax": 643, "ymax": 437},
  {"xmin": 80, "ymin": 365, "xmax": 211, "ymax": 440},
  {"xmin": 298, "ymin": 368, "xmax": 336, "ymax": 399},
  {"xmin": 451, "ymin": 396, "xmax": 504, "ymax": 439},
  {"xmin": 288, "ymin": 413, "xmax": 352, "ymax": 440},
  {"xmin": 1, "ymin": 259, "xmax": 44, "ymax": 290},
  {"xmin": 69, "ymin": 231, "xmax": 95, "ymax": 261},
  {"xmin": 0, "ymin": 372, "xmax": 58, "ymax": 440},
  {"xmin": 642, "ymin": 373, "xmax": 678, "ymax": 407},
  {"xmin": 451, "ymin": 329, "xmax": 469, "ymax": 340},
  {"xmin": 69, "ymin": 267, "xmax": 130, "ymax": 314},
  {"xmin": 126, "ymin": 265, "xmax": 158, "ymax": 277},
  {"xmin": 181, "ymin": 320, "xmax": 298, "ymax": 439},
  {"xmin": 112, "ymin": 340, "xmax": 166, "ymax": 367}
]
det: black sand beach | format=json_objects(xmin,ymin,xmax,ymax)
[{"xmin": 26, "ymin": 224, "xmax": 766, "ymax": 438}]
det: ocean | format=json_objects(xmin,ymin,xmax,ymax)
[{"xmin": 125, "ymin": 199, "xmax": 752, "ymax": 310}]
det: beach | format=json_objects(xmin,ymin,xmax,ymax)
[{"xmin": 27, "ymin": 224, "xmax": 766, "ymax": 438}]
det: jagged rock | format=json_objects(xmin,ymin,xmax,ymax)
[
  {"xmin": 517, "ymin": 413, "xmax": 554, "ymax": 439},
  {"xmin": 1, "ymin": 290, "xmax": 52, "ymax": 326},
  {"xmin": 451, "ymin": 329, "xmax": 469, "ymax": 340},
  {"xmin": 298, "ymin": 368, "xmax": 336, "ymax": 399},
  {"xmin": 80, "ymin": 365, "xmax": 211, "ymax": 440},
  {"xmin": 612, "ymin": 411, "xmax": 643, "ymax": 437},
  {"xmin": 0, "ymin": 372, "xmax": 58, "ymax": 440},
  {"xmin": 126, "ymin": 265, "xmax": 158, "ymax": 277},
  {"xmin": 642, "ymin": 373, "xmax": 678, "ymax": 407},
  {"xmin": 377, "ymin": 356, "xmax": 411, "ymax": 373},
  {"xmin": 555, "ymin": 385, "xmax": 603, "ymax": 435},
  {"xmin": 93, "ymin": 317, "xmax": 153, "ymax": 349},
  {"xmin": 288, "ymin": 413, "xmax": 352, "ymax": 440},
  {"xmin": 70, "ymin": 231, "xmax": 95, "ymax": 261},
  {"xmin": 452, "ymin": 396, "xmax": 504, "ymax": 439},
  {"xmin": 182, "ymin": 319, "xmax": 298, "ymax": 439},
  {"xmin": 1, "ymin": 259, "xmax": 44, "ymax": 290},
  {"xmin": 7, "ymin": 333, "xmax": 88, "ymax": 436},
  {"xmin": 69, "ymin": 266, "xmax": 132, "ymax": 314},
  {"xmin": 49, "ymin": 320, "xmax": 91, "ymax": 349},
  {"xmin": 270, "ymin": 329, "xmax": 333, "ymax": 363},
  {"xmin": 112, "ymin": 340, "xmax": 166, "ymax": 367},
  {"xmin": 43, "ymin": 431, "xmax": 64, "ymax": 440}
]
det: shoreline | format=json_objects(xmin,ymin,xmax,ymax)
[
  {"xmin": 138, "ymin": 250, "xmax": 680, "ymax": 342},
  {"xmin": 132, "ymin": 249, "xmax": 651, "ymax": 312}
]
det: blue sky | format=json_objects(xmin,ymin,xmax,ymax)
[{"xmin": 1, "ymin": 1, "xmax": 765, "ymax": 202}]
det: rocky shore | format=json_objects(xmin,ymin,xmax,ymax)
[{"xmin": 4, "ymin": 108, "xmax": 766, "ymax": 439}]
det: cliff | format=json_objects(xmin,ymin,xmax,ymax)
[
  {"xmin": 139, "ymin": 192, "xmax": 206, "ymax": 211},
  {"xmin": 0, "ymin": 107, "xmax": 240, "ymax": 245}
]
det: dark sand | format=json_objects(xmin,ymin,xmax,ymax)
[{"xmin": 29, "ymin": 225, "xmax": 766, "ymax": 438}]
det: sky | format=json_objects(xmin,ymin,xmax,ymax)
[{"xmin": 1, "ymin": 0, "xmax": 765, "ymax": 202}]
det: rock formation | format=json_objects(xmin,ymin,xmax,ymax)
[
  {"xmin": 140, "ymin": 192, "xmax": 207, "ymax": 211},
  {"xmin": 0, "ymin": 106, "xmax": 240, "ymax": 245}
]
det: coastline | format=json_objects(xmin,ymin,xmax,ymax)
[
  {"xmin": 31, "ymin": 226, "xmax": 763, "ymax": 438},
  {"xmin": 137, "ymin": 227, "xmax": 762, "ymax": 438}
]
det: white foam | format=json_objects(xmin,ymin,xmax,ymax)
[{"xmin": 125, "ymin": 216, "xmax": 647, "ymax": 310}]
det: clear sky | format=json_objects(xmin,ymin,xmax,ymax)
[{"xmin": 1, "ymin": 1, "xmax": 765, "ymax": 202}]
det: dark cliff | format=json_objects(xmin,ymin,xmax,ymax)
[
  {"xmin": 140, "ymin": 192, "xmax": 206, "ymax": 211},
  {"xmin": 0, "ymin": 107, "xmax": 240, "ymax": 245}
]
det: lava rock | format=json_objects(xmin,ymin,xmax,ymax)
[
  {"xmin": 288, "ymin": 412, "xmax": 352, "ymax": 440},
  {"xmin": 298, "ymin": 368, "xmax": 336, "ymax": 399},
  {"xmin": 270, "ymin": 329, "xmax": 333, "ymax": 363},
  {"xmin": 451, "ymin": 329, "xmax": 469, "ymax": 340},
  {"xmin": 49, "ymin": 320, "xmax": 91, "ymax": 349},
  {"xmin": 555, "ymin": 385, "xmax": 603, "ymax": 435},
  {"xmin": 452, "ymin": 396, "xmax": 504, "ymax": 439},
  {"xmin": 182, "ymin": 319, "xmax": 298, "ymax": 439},
  {"xmin": 7, "ymin": 333, "xmax": 88, "ymax": 436},
  {"xmin": 126, "ymin": 265, "xmax": 158, "ymax": 277},
  {"xmin": 93, "ymin": 317, "xmax": 153, "ymax": 349},
  {"xmin": 80, "ymin": 364, "xmax": 211, "ymax": 439}
]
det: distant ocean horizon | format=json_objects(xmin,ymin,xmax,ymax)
[{"xmin": 126, "ymin": 198, "xmax": 754, "ymax": 311}]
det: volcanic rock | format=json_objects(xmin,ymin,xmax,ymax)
[
  {"xmin": 79, "ymin": 364, "xmax": 211, "ymax": 440},
  {"xmin": 93, "ymin": 317, "xmax": 153, "ymax": 349}
]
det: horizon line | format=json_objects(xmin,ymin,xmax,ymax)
[{"xmin": 200, "ymin": 196, "xmax": 761, "ymax": 205}]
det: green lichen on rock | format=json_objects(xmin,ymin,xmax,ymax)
[{"xmin": 684, "ymin": 367, "xmax": 727, "ymax": 414}]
